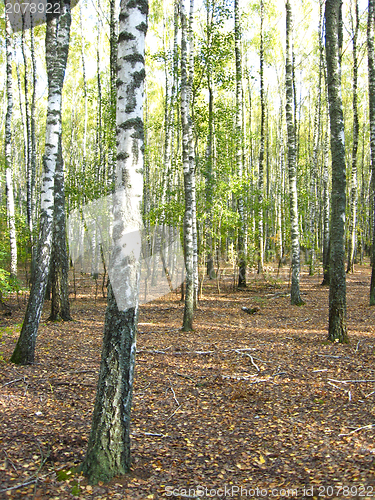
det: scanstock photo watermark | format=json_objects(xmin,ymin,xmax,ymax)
[
  {"xmin": 164, "ymin": 485, "xmax": 299, "ymax": 498},
  {"xmin": 164, "ymin": 484, "xmax": 375, "ymax": 498}
]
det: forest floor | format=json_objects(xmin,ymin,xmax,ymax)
[{"xmin": 1, "ymin": 264, "xmax": 375, "ymax": 499}]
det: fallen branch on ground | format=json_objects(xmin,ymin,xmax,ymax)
[
  {"xmin": 2, "ymin": 377, "xmax": 24, "ymax": 387},
  {"xmin": 328, "ymin": 378, "xmax": 375, "ymax": 384},
  {"xmin": 339, "ymin": 424, "xmax": 375, "ymax": 437},
  {"xmin": 327, "ymin": 381, "xmax": 352, "ymax": 402},
  {"xmin": 235, "ymin": 350, "xmax": 260, "ymax": 371},
  {"xmin": 175, "ymin": 372, "xmax": 195, "ymax": 382}
]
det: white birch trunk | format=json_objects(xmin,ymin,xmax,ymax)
[
  {"xmin": 181, "ymin": 0, "xmax": 195, "ymax": 330},
  {"xmin": 5, "ymin": 13, "xmax": 17, "ymax": 277},
  {"xmin": 81, "ymin": 0, "xmax": 147, "ymax": 484},
  {"xmin": 11, "ymin": 3, "xmax": 71, "ymax": 364},
  {"xmin": 285, "ymin": 0, "xmax": 303, "ymax": 305}
]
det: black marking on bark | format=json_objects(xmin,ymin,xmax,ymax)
[
  {"xmin": 118, "ymin": 31, "xmax": 136, "ymax": 43},
  {"xmin": 123, "ymin": 69, "xmax": 146, "ymax": 112},
  {"xmin": 122, "ymin": 168, "xmax": 130, "ymax": 186},
  {"xmin": 125, "ymin": 98, "xmax": 137, "ymax": 113},
  {"xmin": 127, "ymin": 0, "xmax": 148, "ymax": 15},
  {"xmin": 122, "ymin": 53, "xmax": 144, "ymax": 66},
  {"xmin": 117, "ymin": 152, "xmax": 130, "ymax": 161},
  {"xmin": 116, "ymin": 77, "xmax": 125, "ymax": 88},
  {"xmin": 132, "ymin": 69, "xmax": 146, "ymax": 88},
  {"xmin": 119, "ymin": 12, "xmax": 129, "ymax": 22},
  {"xmin": 136, "ymin": 22, "xmax": 147, "ymax": 34},
  {"xmin": 119, "ymin": 118, "xmax": 144, "ymax": 140}
]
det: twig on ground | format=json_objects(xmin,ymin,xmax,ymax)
[
  {"xmin": 339, "ymin": 424, "xmax": 375, "ymax": 437},
  {"xmin": 175, "ymin": 372, "xmax": 195, "ymax": 382},
  {"xmin": 317, "ymin": 354, "xmax": 342, "ymax": 359},
  {"xmin": 4, "ymin": 450, "xmax": 17, "ymax": 472},
  {"xmin": 70, "ymin": 369, "xmax": 97, "ymax": 374},
  {"xmin": 252, "ymin": 356, "xmax": 267, "ymax": 364},
  {"xmin": 355, "ymin": 341, "xmax": 361, "ymax": 353},
  {"xmin": 137, "ymin": 346, "xmax": 172, "ymax": 355},
  {"xmin": 327, "ymin": 381, "xmax": 352, "ymax": 401},
  {"xmin": 3, "ymin": 377, "xmax": 24, "ymax": 387},
  {"xmin": 165, "ymin": 404, "xmax": 182, "ymax": 422},
  {"xmin": 327, "ymin": 381, "xmax": 346, "ymax": 391},
  {"xmin": 224, "ymin": 348, "xmax": 257, "ymax": 352},
  {"xmin": 167, "ymin": 377, "xmax": 180, "ymax": 406},
  {"xmin": 265, "ymin": 292, "xmax": 290, "ymax": 298},
  {"xmin": 235, "ymin": 350, "xmax": 260, "ymax": 371},
  {"xmin": 328, "ymin": 378, "xmax": 375, "ymax": 384},
  {"xmin": 365, "ymin": 391, "xmax": 375, "ymax": 398},
  {"xmin": 312, "ymin": 369, "xmax": 328, "ymax": 373},
  {"xmin": 0, "ymin": 479, "xmax": 38, "ymax": 493}
]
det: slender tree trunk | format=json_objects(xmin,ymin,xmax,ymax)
[
  {"xmin": 187, "ymin": 0, "xmax": 198, "ymax": 306},
  {"xmin": 10, "ymin": 1, "xmax": 72, "ymax": 364},
  {"xmin": 235, "ymin": 0, "xmax": 246, "ymax": 287},
  {"xmin": 21, "ymin": 20, "xmax": 33, "ymax": 238},
  {"xmin": 81, "ymin": 0, "xmax": 147, "ymax": 484},
  {"xmin": 368, "ymin": 0, "xmax": 375, "ymax": 305},
  {"xmin": 109, "ymin": 0, "xmax": 117, "ymax": 188},
  {"xmin": 285, "ymin": 0, "xmax": 303, "ymax": 305},
  {"xmin": 30, "ymin": 24, "xmax": 37, "ymax": 229},
  {"xmin": 347, "ymin": 0, "xmax": 359, "ymax": 274},
  {"xmin": 15, "ymin": 57, "xmax": 28, "ymax": 200},
  {"xmin": 258, "ymin": 0, "xmax": 265, "ymax": 274},
  {"xmin": 325, "ymin": 0, "xmax": 348, "ymax": 342},
  {"xmin": 96, "ymin": 4, "xmax": 104, "ymax": 185},
  {"xmin": 5, "ymin": 12, "xmax": 17, "ymax": 278},
  {"xmin": 79, "ymin": 3, "xmax": 88, "ymax": 179},
  {"xmin": 205, "ymin": 0, "xmax": 215, "ymax": 280},
  {"xmin": 309, "ymin": 2, "xmax": 323, "ymax": 276},
  {"xmin": 276, "ymin": 104, "xmax": 284, "ymax": 265},
  {"xmin": 322, "ymin": 114, "xmax": 331, "ymax": 286},
  {"xmin": 181, "ymin": 0, "xmax": 195, "ymax": 331}
]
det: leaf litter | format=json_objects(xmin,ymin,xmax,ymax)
[{"xmin": 0, "ymin": 265, "xmax": 375, "ymax": 498}]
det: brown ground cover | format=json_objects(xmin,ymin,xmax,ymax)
[{"xmin": 1, "ymin": 264, "xmax": 375, "ymax": 499}]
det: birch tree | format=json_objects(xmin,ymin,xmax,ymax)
[
  {"xmin": 347, "ymin": 0, "xmax": 359, "ymax": 274},
  {"xmin": 285, "ymin": 0, "xmax": 303, "ymax": 305},
  {"xmin": 258, "ymin": 0, "xmax": 265, "ymax": 274},
  {"xmin": 10, "ymin": 0, "xmax": 72, "ymax": 364},
  {"xmin": 81, "ymin": 0, "xmax": 148, "ymax": 483},
  {"xmin": 368, "ymin": 0, "xmax": 375, "ymax": 305},
  {"xmin": 181, "ymin": 0, "xmax": 195, "ymax": 330},
  {"xmin": 308, "ymin": 1, "xmax": 323, "ymax": 276},
  {"xmin": 5, "ymin": 11, "xmax": 17, "ymax": 278},
  {"xmin": 325, "ymin": 0, "xmax": 348, "ymax": 342},
  {"xmin": 49, "ymin": 133, "xmax": 72, "ymax": 322},
  {"xmin": 235, "ymin": 0, "xmax": 246, "ymax": 287},
  {"xmin": 205, "ymin": 0, "xmax": 215, "ymax": 280}
]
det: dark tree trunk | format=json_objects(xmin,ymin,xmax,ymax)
[
  {"xmin": 49, "ymin": 134, "xmax": 72, "ymax": 321},
  {"xmin": 325, "ymin": 0, "xmax": 348, "ymax": 342}
]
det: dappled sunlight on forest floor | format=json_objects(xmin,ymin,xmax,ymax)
[{"xmin": 1, "ymin": 263, "xmax": 375, "ymax": 498}]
